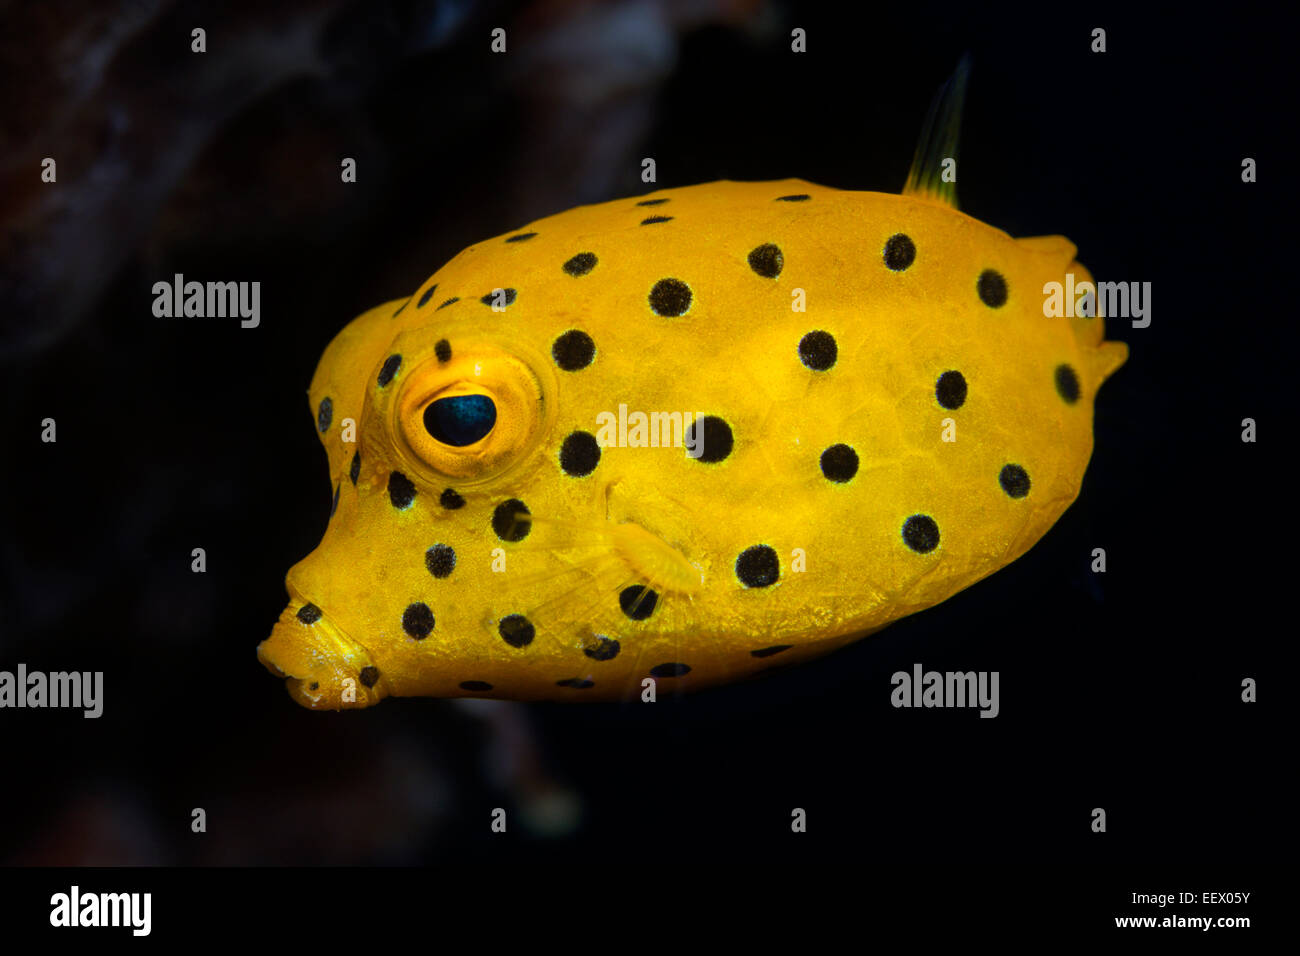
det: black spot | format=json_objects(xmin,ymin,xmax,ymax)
[
  {"xmin": 480, "ymin": 288, "xmax": 517, "ymax": 307},
  {"xmin": 619, "ymin": 585, "xmax": 658, "ymax": 620},
  {"xmin": 977, "ymin": 269, "xmax": 1008, "ymax": 307},
  {"xmin": 649, "ymin": 663, "xmax": 691, "ymax": 678},
  {"xmin": 377, "ymin": 354, "xmax": 402, "ymax": 387},
  {"xmin": 460, "ymin": 680, "xmax": 493, "ymax": 692},
  {"xmin": 1055, "ymin": 363, "xmax": 1080, "ymax": 404},
  {"xmin": 775, "ymin": 194, "xmax": 810, "ymax": 202},
  {"xmin": 436, "ymin": 297, "xmax": 459, "ymax": 310},
  {"xmin": 935, "ymin": 370, "xmax": 967, "ymax": 409},
  {"xmin": 902, "ymin": 514, "xmax": 940, "ymax": 554},
  {"xmin": 297, "ymin": 603, "xmax": 322, "ymax": 625},
  {"xmin": 583, "ymin": 636, "xmax": 621, "ymax": 661},
  {"xmin": 735, "ymin": 545, "xmax": 780, "ymax": 588},
  {"xmin": 747, "ymin": 243, "xmax": 784, "ymax": 279},
  {"xmin": 882, "ymin": 233, "xmax": 916, "ymax": 271},
  {"xmin": 751, "ymin": 645, "xmax": 792, "ymax": 658},
  {"xmin": 492, "ymin": 499, "xmax": 530, "ymax": 541},
  {"xmin": 402, "ymin": 602, "xmax": 435, "ymax": 639},
  {"xmin": 560, "ymin": 431, "xmax": 601, "ymax": 477},
  {"xmin": 388, "ymin": 471, "xmax": 416, "ymax": 510},
  {"xmin": 556, "ymin": 678, "xmax": 595, "ymax": 689},
  {"xmin": 417, "ymin": 284, "xmax": 437, "ymax": 308},
  {"xmin": 349, "ymin": 451, "xmax": 360, "ymax": 486},
  {"xmin": 440, "ymin": 488, "xmax": 466, "ymax": 510},
  {"xmin": 820, "ymin": 444, "xmax": 859, "ymax": 483},
  {"xmin": 393, "ymin": 298, "xmax": 410, "ymax": 317},
  {"xmin": 359, "ymin": 666, "xmax": 380, "ymax": 688},
  {"xmin": 434, "ymin": 339, "xmax": 451, "ymax": 363},
  {"xmin": 798, "ymin": 330, "xmax": 837, "ymax": 371},
  {"xmin": 330, "ymin": 483, "xmax": 340, "ymax": 517},
  {"xmin": 562, "ymin": 252, "xmax": 597, "ymax": 277},
  {"xmin": 498, "ymin": 614, "xmax": 535, "ymax": 648},
  {"xmin": 552, "ymin": 329, "xmax": 595, "ymax": 370},
  {"xmin": 309, "ymin": 682, "xmax": 319, "ymax": 691},
  {"xmin": 425, "ymin": 543, "xmax": 456, "ymax": 578},
  {"xmin": 999, "ymin": 464, "xmax": 1031, "ymax": 499},
  {"xmin": 505, "ymin": 232, "xmax": 537, "ymax": 243},
  {"xmin": 685, "ymin": 415, "xmax": 734, "ymax": 464},
  {"xmin": 641, "ymin": 215, "xmax": 673, "ymax": 225},
  {"xmin": 649, "ymin": 278, "xmax": 692, "ymax": 316},
  {"xmin": 317, "ymin": 397, "xmax": 332, "ymax": 433},
  {"xmin": 636, "ymin": 198, "xmax": 670, "ymax": 206}
]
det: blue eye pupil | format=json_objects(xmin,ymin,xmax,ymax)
[{"xmin": 424, "ymin": 394, "xmax": 497, "ymax": 446}]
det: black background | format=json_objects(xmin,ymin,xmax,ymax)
[{"xmin": 0, "ymin": 0, "xmax": 1287, "ymax": 880}]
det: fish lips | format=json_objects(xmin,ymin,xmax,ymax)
[{"xmin": 257, "ymin": 601, "xmax": 385, "ymax": 710}]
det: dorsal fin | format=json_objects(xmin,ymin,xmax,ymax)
[{"xmin": 902, "ymin": 54, "xmax": 972, "ymax": 209}]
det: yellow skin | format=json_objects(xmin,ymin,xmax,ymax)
[{"xmin": 257, "ymin": 178, "xmax": 1127, "ymax": 708}]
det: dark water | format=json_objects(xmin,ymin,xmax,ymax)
[{"xmin": 0, "ymin": 0, "xmax": 1285, "ymax": 875}]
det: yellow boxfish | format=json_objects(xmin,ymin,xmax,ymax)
[{"xmin": 258, "ymin": 62, "xmax": 1127, "ymax": 709}]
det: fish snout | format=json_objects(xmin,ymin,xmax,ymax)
[{"xmin": 257, "ymin": 601, "xmax": 385, "ymax": 710}]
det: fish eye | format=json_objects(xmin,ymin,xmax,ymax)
[
  {"xmin": 423, "ymin": 394, "xmax": 497, "ymax": 446},
  {"xmin": 388, "ymin": 341, "xmax": 554, "ymax": 484}
]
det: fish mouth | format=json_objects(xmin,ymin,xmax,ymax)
[{"xmin": 256, "ymin": 599, "xmax": 386, "ymax": 710}]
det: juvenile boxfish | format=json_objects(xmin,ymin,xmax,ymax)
[{"xmin": 257, "ymin": 62, "xmax": 1127, "ymax": 708}]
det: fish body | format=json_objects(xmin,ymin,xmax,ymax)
[{"xmin": 257, "ymin": 174, "xmax": 1127, "ymax": 708}]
